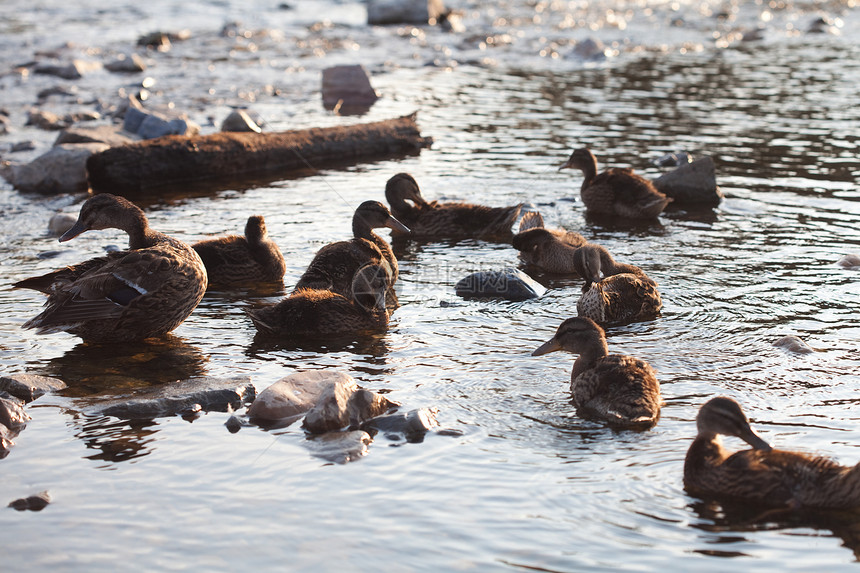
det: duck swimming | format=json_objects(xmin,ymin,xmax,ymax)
[
  {"xmin": 560, "ymin": 148, "xmax": 671, "ymax": 219},
  {"xmin": 294, "ymin": 200, "xmax": 408, "ymax": 296},
  {"xmin": 14, "ymin": 193, "xmax": 207, "ymax": 343},
  {"xmin": 532, "ymin": 316, "xmax": 661, "ymax": 427},
  {"xmin": 511, "ymin": 211, "xmax": 589, "ymax": 274},
  {"xmin": 192, "ymin": 215, "xmax": 286, "ymax": 289},
  {"xmin": 385, "ymin": 172, "xmax": 525, "ymax": 240},
  {"xmin": 684, "ymin": 396, "xmax": 860, "ymax": 509},
  {"xmin": 573, "ymin": 243, "xmax": 662, "ymax": 326},
  {"xmin": 247, "ymin": 263, "xmax": 390, "ymax": 338}
]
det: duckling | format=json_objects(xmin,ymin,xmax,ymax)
[
  {"xmin": 385, "ymin": 172, "xmax": 524, "ymax": 240},
  {"xmin": 14, "ymin": 193, "xmax": 207, "ymax": 343},
  {"xmin": 511, "ymin": 211, "xmax": 589, "ymax": 273},
  {"xmin": 684, "ymin": 397, "xmax": 860, "ymax": 509},
  {"xmin": 560, "ymin": 148, "xmax": 671, "ymax": 219},
  {"xmin": 192, "ymin": 215, "xmax": 286, "ymax": 289},
  {"xmin": 532, "ymin": 317, "xmax": 661, "ymax": 427},
  {"xmin": 247, "ymin": 263, "xmax": 390, "ymax": 338},
  {"xmin": 294, "ymin": 201, "xmax": 408, "ymax": 296},
  {"xmin": 573, "ymin": 244, "xmax": 662, "ymax": 326}
]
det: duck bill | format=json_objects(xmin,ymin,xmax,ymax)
[
  {"xmin": 385, "ymin": 215, "xmax": 411, "ymax": 234},
  {"xmin": 59, "ymin": 220, "xmax": 89, "ymax": 242},
  {"xmin": 741, "ymin": 427, "xmax": 772, "ymax": 451},
  {"xmin": 532, "ymin": 337, "xmax": 563, "ymax": 356},
  {"xmin": 373, "ymin": 290, "xmax": 387, "ymax": 312},
  {"xmin": 558, "ymin": 159, "xmax": 573, "ymax": 171}
]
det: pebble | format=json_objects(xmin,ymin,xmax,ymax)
[
  {"xmin": 455, "ymin": 268, "xmax": 546, "ymax": 301},
  {"xmin": 8, "ymin": 491, "xmax": 51, "ymax": 512}
]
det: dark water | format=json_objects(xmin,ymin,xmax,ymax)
[{"xmin": 2, "ymin": 1, "xmax": 859, "ymax": 571}]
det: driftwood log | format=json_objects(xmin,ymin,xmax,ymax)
[{"xmin": 87, "ymin": 114, "xmax": 433, "ymax": 194}]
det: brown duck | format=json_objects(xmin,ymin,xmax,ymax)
[
  {"xmin": 247, "ymin": 263, "xmax": 390, "ymax": 337},
  {"xmin": 294, "ymin": 201, "xmax": 408, "ymax": 296},
  {"xmin": 532, "ymin": 316, "xmax": 661, "ymax": 427},
  {"xmin": 560, "ymin": 148, "xmax": 671, "ymax": 219},
  {"xmin": 684, "ymin": 396, "xmax": 860, "ymax": 509},
  {"xmin": 511, "ymin": 211, "xmax": 588, "ymax": 274},
  {"xmin": 572, "ymin": 244, "xmax": 662, "ymax": 326},
  {"xmin": 385, "ymin": 172, "xmax": 525, "ymax": 240},
  {"xmin": 14, "ymin": 193, "xmax": 207, "ymax": 343},
  {"xmin": 192, "ymin": 215, "xmax": 286, "ymax": 289}
]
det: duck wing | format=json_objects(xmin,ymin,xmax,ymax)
[
  {"xmin": 572, "ymin": 355, "xmax": 661, "ymax": 427},
  {"xmin": 294, "ymin": 239, "xmax": 388, "ymax": 296}
]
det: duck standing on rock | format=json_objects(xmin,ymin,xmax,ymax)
[
  {"xmin": 560, "ymin": 148, "xmax": 671, "ymax": 219},
  {"xmin": 532, "ymin": 316, "xmax": 661, "ymax": 428},
  {"xmin": 294, "ymin": 200, "xmax": 408, "ymax": 296},
  {"xmin": 385, "ymin": 172, "xmax": 525, "ymax": 241},
  {"xmin": 573, "ymin": 243, "xmax": 662, "ymax": 326},
  {"xmin": 684, "ymin": 396, "xmax": 860, "ymax": 509},
  {"xmin": 14, "ymin": 193, "xmax": 207, "ymax": 343},
  {"xmin": 192, "ymin": 215, "xmax": 286, "ymax": 289},
  {"xmin": 511, "ymin": 211, "xmax": 589, "ymax": 274}
]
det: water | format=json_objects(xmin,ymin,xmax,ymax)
[{"xmin": 1, "ymin": 0, "xmax": 860, "ymax": 570}]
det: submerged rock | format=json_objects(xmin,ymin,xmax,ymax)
[
  {"xmin": 0, "ymin": 373, "xmax": 67, "ymax": 403},
  {"xmin": 367, "ymin": 0, "xmax": 446, "ymax": 25},
  {"xmin": 304, "ymin": 430, "xmax": 372, "ymax": 464},
  {"xmin": 837, "ymin": 254, "xmax": 860, "ymax": 269},
  {"xmin": 455, "ymin": 267, "xmax": 546, "ymax": 301},
  {"xmin": 123, "ymin": 107, "xmax": 200, "ymax": 139},
  {"xmin": 360, "ymin": 407, "xmax": 439, "ymax": 443},
  {"xmin": 0, "ymin": 392, "xmax": 31, "ymax": 432},
  {"xmin": 653, "ymin": 156, "xmax": 722, "ymax": 206},
  {"xmin": 54, "ymin": 124, "xmax": 139, "ymax": 147},
  {"xmin": 302, "ymin": 378, "xmax": 396, "ymax": 434},
  {"xmin": 321, "ymin": 64, "xmax": 379, "ymax": 113},
  {"xmin": 34, "ymin": 60, "xmax": 102, "ymax": 80},
  {"xmin": 105, "ymin": 53, "xmax": 146, "ymax": 73},
  {"xmin": 773, "ymin": 335, "xmax": 816, "ymax": 355},
  {"xmin": 8, "ymin": 143, "xmax": 108, "ymax": 193},
  {"xmin": 8, "ymin": 491, "xmax": 51, "ymax": 511}
]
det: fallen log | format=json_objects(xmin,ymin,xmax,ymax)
[{"xmin": 87, "ymin": 113, "xmax": 433, "ymax": 194}]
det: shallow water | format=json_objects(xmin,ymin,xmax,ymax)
[{"xmin": 2, "ymin": 0, "xmax": 860, "ymax": 571}]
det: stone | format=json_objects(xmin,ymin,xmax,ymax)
[
  {"xmin": 26, "ymin": 109, "xmax": 66, "ymax": 130},
  {"xmin": 10, "ymin": 142, "xmax": 108, "ymax": 193},
  {"xmin": 773, "ymin": 335, "xmax": 816, "ymax": 355},
  {"xmin": 304, "ymin": 430, "xmax": 372, "ymax": 464},
  {"xmin": 83, "ymin": 376, "xmax": 255, "ymax": 419},
  {"xmin": 302, "ymin": 378, "xmax": 396, "ymax": 434},
  {"xmin": 220, "ymin": 109, "xmax": 262, "ymax": 133},
  {"xmin": 0, "ymin": 392, "xmax": 30, "ymax": 432},
  {"xmin": 653, "ymin": 156, "xmax": 722, "ymax": 206},
  {"xmin": 34, "ymin": 60, "xmax": 103, "ymax": 80},
  {"xmin": 837, "ymin": 254, "xmax": 860, "ymax": 269},
  {"xmin": 0, "ymin": 373, "xmax": 67, "ymax": 402},
  {"xmin": 572, "ymin": 37, "xmax": 606, "ymax": 60},
  {"xmin": 360, "ymin": 407, "xmax": 439, "ymax": 443},
  {"xmin": 138, "ymin": 32, "xmax": 172, "ymax": 51},
  {"xmin": 105, "ymin": 53, "xmax": 146, "ymax": 73},
  {"xmin": 123, "ymin": 107, "xmax": 200, "ymax": 139},
  {"xmin": 8, "ymin": 491, "xmax": 51, "ymax": 512},
  {"xmin": 54, "ymin": 124, "xmax": 139, "ymax": 147},
  {"xmin": 367, "ymin": 0, "xmax": 446, "ymax": 25},
  {"xmin": 0, "ymin": 114, "xmax": 9, "ymax": 135},
  {"xmin": 321, "ymin": 64, "xmax": 379, "ymax": 112},
  {"xmin": 455, "ymin": 267, "xmax": 546, "ymax": 301},
  {"xmin": 1, "ymin": 423, "xmax": 15, "ymax": 459},
  {"xmin": 248, "ymin": 370, "xmax": 352, "ymax": 424},
  {"xmin": 10, "ymin": 141, "xmax": 36, "ymax": 152}
]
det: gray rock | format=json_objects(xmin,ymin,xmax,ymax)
[
  {"xmin": 34, "ymin": 60, "xmax": 103, "ymax": 80},
  {"xmin": 455, "ymin": 267, "xmax": 546, "ymax": 301},
  {"xmin": 321, "ymin": 64, "xmax": 379, "ymax": 112},
  {"xmin": 8, "ymin": 491, "xmax": 51, "ymax": 511},
  {"xmin": 1, "ymin": 423, "xmax": 16, "ymax": 459},
  {"xmin": 837, "ymin": 254, "xmax": 860, "ymax": 269},
  {"xmin": 360, "ymin": 407, "xmax": 439, "ymax": 442},
  {"xmin": 773, "ymin": 336, "xmax": 817, "ymax": 355},
  {"xmin": 304, "ymin": 430, "xmax": 372, "ymax": 464},
  {"xmin": 54, "ymin": 124, "xmax": 139, "ymax": 147},
  {"xmin": 572, "ymin": 37, "xmax": 606, "ymax": 60},
  {"xmin": 123, "ymin": 107, "xmax": 200, "ymax": 139},
  {"xmin": 248, "ymin": 370, "xmax": 351, "ymax": 425},
  {"xmin": 26, "ymin": 109, "xmax": 66, "ymax": 130},
  {"xmin": 47, "ymin": 212, "xmax": 77, "ymax": 235},
  {"xmin": 302, "ymin": 377, "xmax": 396, "ymax": 434},
  {"xmin": 653, "ymin": 156, "xmax": 722, "ymax": 206},
  {"xmin": 10, "ymin": 141, "xmax": 36, "ymax": 153},
  {"xmin": 0, "ymin": 114, "xmax": 9, "ymax": 135},
  {"xmin": 0, "ymin": 373, "xmax": 67, "ymax": 402},
  {"xmin": 10, "ymin": 142, "xmax": 108, "ymax": 193},
  {"xmin": 220, "ymin": 109, "xmax": 262, "ymax": 133},
  {"xmin": 83, "ymin": 376, "xmax": 255, "ymax": 420},
  {"xmin": 367, "ymin": 0, "xmax": 446, "ymax": 25},
  {"xmin": 0, "ymin": 392, "xmax": 30, "ymax": 432},
  {"xmin": 137, "ymin": 32, "xmax": 171, "ymax": 51},
  {"xmin": 105, "ymin": 53, "xmax": 146, "ymax": 73}
]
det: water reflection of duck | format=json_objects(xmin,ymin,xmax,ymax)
[
  {"xmin": 14, "ymin": 194, "xmax": 207, "ymax": 343},
  {"xmin": 532, "ymin": 316, "xmax": 661, "ymax": 427},
  {"xmin": 192, "ymin": 215, "xmax": 286, "ymax": 289},
  {"xmin": 385, "ymin": 172, "xmax": 525, "ymax": 240},
  {"xmin": 511, "ymin": 211, "xmax": 588, "ymax": 274},
  {"xmin": 560, "ymin": 148, "xmax": 671, "ymax": 219},
  {"xmin": 247, "ymin": 263, "xmax": 391, "ymax": 337},
  {"xmin": 294, "ymin": 201, "xmax": 407, "ymax": 296},
  {"xmin": 684, "ymin": 397, "xmax": 860, "ymax": 509},
  {"xmin": 573, "ymin": 244, "xmax": 662, "ymax": 326}
]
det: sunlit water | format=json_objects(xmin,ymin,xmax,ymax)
[{"xmin": 1, "ymin": 0, "xmax": 859, "ymax": 571}]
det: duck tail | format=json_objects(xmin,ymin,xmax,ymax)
[{"xmin": 516, "ymin": 208, "xmax": 544, "ymax": 233}]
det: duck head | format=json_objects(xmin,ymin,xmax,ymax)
[
  {"xmin": 532, "ymin": 316, "xmax": 608, "ymax": 357},
  {"xmin": 573, "ymin": 244, "xmax": 608, "ymax": 285},
  {"xmin": 244, "ymin": 215, "xmax": 269, "ymax": 242},
  {"xmin": 385, "ymin": 173, "xmax": 431, "ymax": 210},
  {"xmin": 60, "ymin": 193, "xmax": 147, "ymax": 242},
  {"xmin": 559, "ymin": 148, "xmax": 596, "ymax": 172},
  {"xmin": 353, "ymin": 200, "xmax": 411, "ymax": 237},
  {"xmin": 695, "ymin": 397, "xmax": 772, "ymax": 451},
  {"xmin": 351, "ymin": 262, "xmax": 391, "ymax": 312},
  {"xmin": 511, "ymin": 228, "xmax": 555, "ymax": 255}
]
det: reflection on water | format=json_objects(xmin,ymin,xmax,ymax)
[{"xmin": 69, "ymin": 414, "xmax": 162, "ymax": 464}]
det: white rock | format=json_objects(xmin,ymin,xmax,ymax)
[
  {"xmin": 248, "ymin": 370, "xmax": 353, "ymax": 423},
  {"xmin": 10, "ymin": 143, "xmax": 108, "ymax": 193}
]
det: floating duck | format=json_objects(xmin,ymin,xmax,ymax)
[
  {"xmin": 532, "ymin": 316, "xmax": 661, "ymax": 427},
  {"xmin": 14, "ymin": 193, "xmax": 207, "ymax": 343},
  {"xmin": 511, "ymin": 211, "xmax": 588, "ymax": 273}
]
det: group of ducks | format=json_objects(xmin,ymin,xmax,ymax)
[{"xmin": 13, "ymin": 147, "xmax": 860, "ymax": 511}]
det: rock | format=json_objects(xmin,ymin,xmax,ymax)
[
  {"xmin": 302, "ymin": 377, "xmax": 396, "ymax": 434},
  {"xmin": 304, "ymin": 430, "xmax": 372, "ymax": 463},
  {"xmin": 26, "ymin": 109, "xmax": 66, "ymax": 130},
  {"xmin": 105, "ymin": 53, "xmax": 146, "ymax": 73},
  {"xmin": 8, "ymin": 491, "xmax": 51, "ymax": 512},
  {"xmin": 34, "ymin": 60, "xmax": 103, "ymax": 80},
  {"xmin": 773, "ymin": 335, "xmax": 816, "ymax": 355},
  {"xmin": 652, "ymin": 151, "xmax": 692, "ymax": 168},
  {"xmin": 83, "ymin": 376, "xmax": 256, "ymax": 419},
  {"xmin": 321, "ymin": 65, "xmax": 379, "ymax": 113},
  {"xmin": 0, "ymin": 392, "xmax": 30, "ymax": 432},
  {"xmin": 360, "ymin": 407, "xmax": 439, "ymax": 443},
  {"xmin": 10, "ymin": 141, "xmax": 36, "ymax": 153},
  {"xmin": 0, "ymin": 114, "xmax": 9, "ymax": 135},
  {"xmin": 652, "ymin": 156, "xmax": 722, "ymax": 206},
  {"xmin": 248, "ymin": 370, "xmax": 351, "ymax": 424},
  {"xmin": 0, "ymin": 373, "xmax": 67, "ymax": 403},
  {"xmin": 367, "ymin": 0, "xmax": 446, "ymax": 25},
  {"xmin": 220, "ymin": 109, "xmax": 262, "ymax": 133},
  {"xmin": 138, "ymin": 32, "xmax": 172, "ymax": 51},
  {"xmin": 64, "ymin": 111, "xmax": 101, "ymax": 124},
  {"xmin": 455, "ymin": 267, "xmax": 546, "ymax": 301},
  {"xmin": 10, "ymin": 143, "xmax": 108, "ymax": 193},
  {"xmin": 1, "ymin": 423, "xmax": 16, "ymax": 459},
  {"xmin": 37, "ymin": 86, "xmax": 78, "ymax": 101},
  {"xmin": 837, "ymin": 254, "xmax": 860, "ymax": 269},
  {"xmin": 54, "ymin": 124, "xmax": 139, "ymax": 147},
  {"xmin": 572, "ymin": 37, "xmax": 606, "ymax": 60},
  {"xmin": 123, "ymin": 107, "xmax": 200, "ymax": 139}
]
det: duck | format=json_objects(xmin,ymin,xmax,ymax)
[
  {"xmin": 246, "ymin": 263, "xmax": 390, "ymax": 338},
  {"xmin": 559, "ymin": 148, "xmax": 671, "ymax": 219},
  {"xmin": 192, "ymin": 215, "xmax": 286, "ymax": 289},
  {"xmin": 684, "ymin": 396, "xmax": 860, "ymax": 509},
  {"xmin": 572, "ymin": 243, "xmax": 662, "ymax": 326},
  {"xmin": 14, "ymin": 193, "xmax": 207, "ymax": 343},
  {"xmin": 293, "ymin": 200, "xmax": 408, "ymax": 296},
  {"xmin": 511, "ymin": 211, "xmax": 589, "ymax": 274},
  {"xmin": 532, "ymin": 316, "xmax": 661, "ymax": 427},
  {"xmin": 385, "ymin": 172, "xmax": 525, "ymax": 240}
]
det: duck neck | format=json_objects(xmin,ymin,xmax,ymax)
[
  {"xmin": 386, "ymin": 192, "xmax": 414, "ymax": 217},
  {"xmin": 125, "ymin": 212, "xmax": 162, "ymax": 250},
  {"xmin": 571, "ymin": 339, "xmax": 609, "ymax": 377},
  {"xmin": 579, "ymin": 154, "xmax": 598, "ymax": 189}
]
